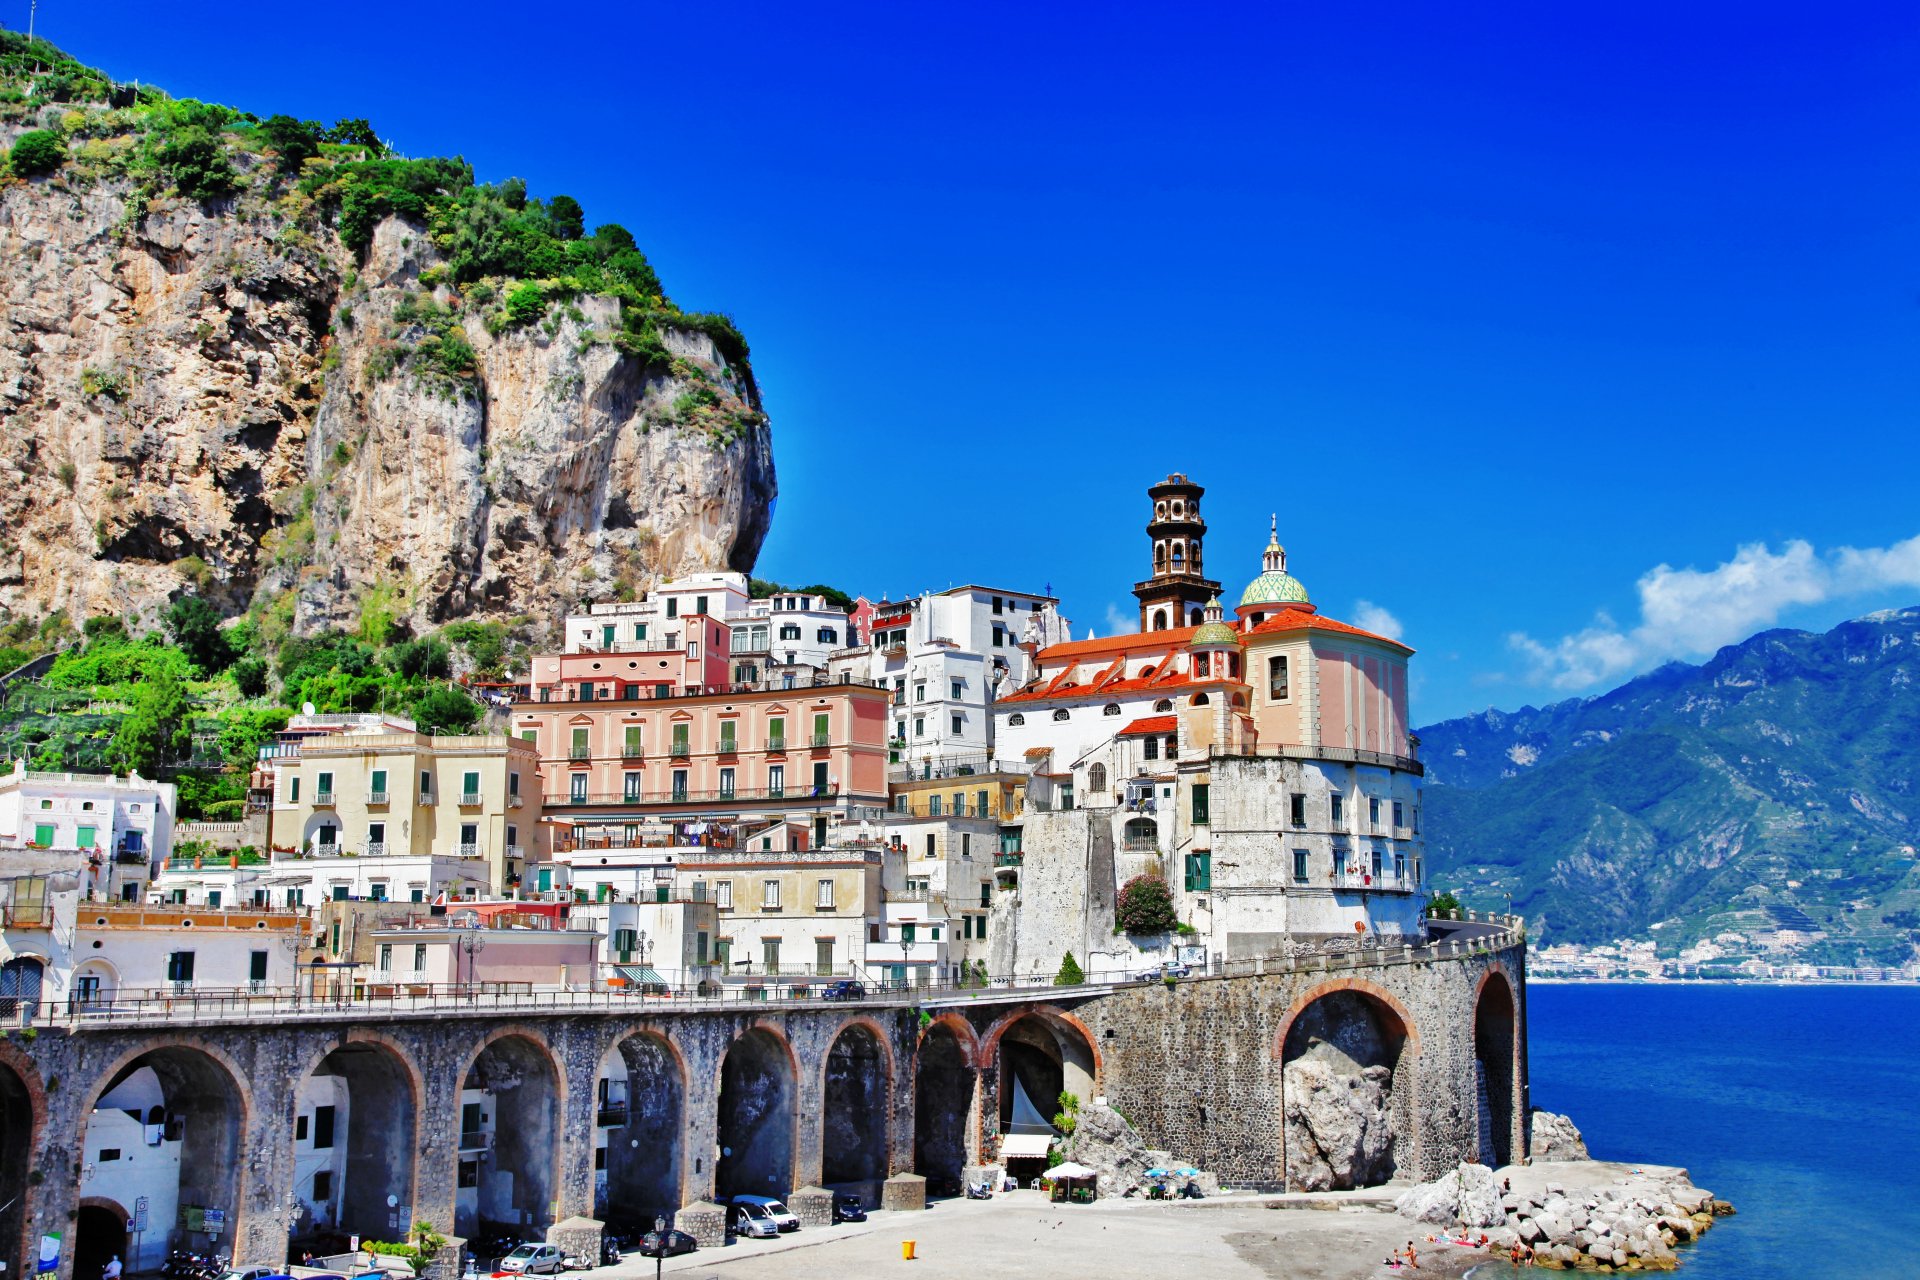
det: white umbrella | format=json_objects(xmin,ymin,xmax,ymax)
[{"xmin": 1049, "ymin": 1162, "xmax": 1098, "ymax": 1179}]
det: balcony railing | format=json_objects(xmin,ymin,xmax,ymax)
[
  {"xmin": 458, "ymin": 792, "xmax": 482, "ymax": 806},
  {"xmin": 569, "ymin": 745, "xmax": 593, "ymax": 760},
  {"xmin": 809, "ymin": 734, "xmax": 832, "ymax": 748},
  {"xmin": 458, "ymin": 1130, "xmax": 491, "ymax": 1152},
  {"xmin": 765, "ymin": 737, "xmax": 787, "ymax": 752},
  {"xmin": 1208, "ymin": 743, "xmax": 1424, "ymax": 776},
  {"xmin": 365, "ymin": 842, "xmax": 387, "ymax": 857},
  {"xmin": 553, "ymin": 784, "xmax": 840, "ymax": 806},
  {"xmin": 994, "ymin": 853, "xmax": 1024, "ymax": 868},
  {"xmin": 718, "ymin": 739, "xmax": 739, "ymax": 756},
  {"xmin": 0, "ymin": 904, "xmax": 51, "ymax": 928},
  {"xmin": 508, "ymin": 793, "xmax": 523, "ymax": 808},
  {"xmin": 314, "ymin": 791, "xmax": 335, "ymax": 806},
  {"xmin": 596, "ymin": 1104, "xmax": 629, "ymax": 1128},
  {"xmin": 457, "ymin": 842, "xmax": 481, "ymax": 858},
  {"xmin": 1333, "ymin": 869, "xmax": 1418, "ymax": 892},
  {"xmin": 1120, "ymin": 838, "xmax": 1160, "ymax": 852},
  {"xmin": 369, "ymin": 791, "xmax": 390, "ymax": 805},
  {"xmin": 669, "ymin": 743, "xmax": 691, "ymax": 758},
  {"xmin": 506, "ymin": 844, "xmax": 524, "ymax": 860}
]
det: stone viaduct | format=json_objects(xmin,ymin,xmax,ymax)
[{"xmin": 0, "ymin": 925, "xmax": 1525, "ymax": 1279}]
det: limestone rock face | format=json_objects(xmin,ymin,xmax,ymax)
[
  {"xmin": 1395, "ymin": 1162, "xmax": 1504, "ymax": 1228},
  {"xmin": 1064, "ymin": 1101, "xmax": 1153, "ymax": 1197},
  {"xmin": 1282, "ymin": 1057, "xmax": 1395, "ymax": 1190},
  {"xmin": 0, "ymin": 178, "xmax": 774, "ymax": 635},
  {"xmin": 1529, "ymin": 1109, "xmax": 1590, "ymax": 1162}
]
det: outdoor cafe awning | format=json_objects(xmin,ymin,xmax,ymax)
[
  {"xmin": 614, "ymin": 966, "xmax": 669, "ymax": 986},
  {"xmin": 999, "ymin": 1133, "xmax": 1053, "ymax": 1159}
]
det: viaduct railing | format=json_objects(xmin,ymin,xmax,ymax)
[{"xmin": 1, "ymin": 912, "xmax": 1524, "ymax": 1031}]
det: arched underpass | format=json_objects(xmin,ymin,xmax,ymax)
[
  {"xmin": 1280, "ymin": 989, "xmax": 1413, "ymax": 1190},
  {"xmin": 821, "ymin": 1023, "xmax": 889, "ymax": 1205},
  {"xmin": 82, "ymin": 1048, "xmax": 244, "ymax": 1272},
  {"xmin": 297, "ymin": 1041, "xmax": 418, "ymax": 1247},
  {"xmin": 913, "ymin": 1022, "xmax": 976, "ymax": 1196},
  {"xmin": 995, "ymin": 1013, "xmax": 1096, "ymax": 1185},
  {"xmin": 1475, "ymin": 972, "xmax": 1518, "ymax": 1168},
  {"xmin": 458, "ymin": 1036, "xmax": 560, "ymax": 1241},
  {"xmin": 716, "ymin": 1028, "xmax": 795, "ymax": 1202},
  {"xmin": 0, "ymin": 1061, "xmax": 32, "ymax": 1277},
  {"xmin": 600, "ymin": 1032, "xmax": 684, "ymax": 1232}
]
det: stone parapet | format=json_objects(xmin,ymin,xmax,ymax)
[
  {"xmin": 546, "ymin": 1216, "xmax": 601, "ymax": 1262},
  {"xmin": 883, "ymin": 1172, "xmax": 927, "ymax": 1212},
  {"xmin": 675, "ymin": 1201, "xmax": 728, "ymax": 1248},
  {"xmin": 789, "ymin": 1186, "xmax": 834, "ymax": 1226}
]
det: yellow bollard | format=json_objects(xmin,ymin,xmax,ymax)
[{"xmin": 902, "ymin": 1240, "xmax": 917, "ymax": 1260}]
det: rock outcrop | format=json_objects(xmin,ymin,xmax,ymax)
[
  {"xmin": 1282, "ymin": 1057, "xmax": 1396, "ymax": 1190},
  {"xmin": 1395, "ymin": 1161, "xmax": 1505, "ymax": 1228},
  {"xmin": 0, "ymin": 171, "xmax": 774, "ymax": 636},
  {"xmin": 1530, "ymin": 1109, "xmax": 1591, "ymax": 1162}
]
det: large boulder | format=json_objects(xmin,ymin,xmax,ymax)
[
  {"xmin": 1529, "ymin": 1109, "xmax": 1590, "ymax": 1161},
  {"xmin": 1395, "ymin": 1162, "xmax": 1505, "ymax": 1228},
  {"xmin": 1284, "ymin": 1058, "xmax": 1395, "ymax": 1189},
  {"xmin": 1064, "ymin": 1102, "xmax": 1155, "ymax": 1197}
]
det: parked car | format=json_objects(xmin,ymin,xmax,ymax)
[
  {"xmin": 832, "ymin": 1194, "xmax": 867, "ymax": 1223},
  {"xmin": 1134, "ymin": 961, "xmax": 1192, "ymax": 981},
  {"xmin": 819, "ymin": 980, "xmax": 866, "ymax": 1001},
  {"xmin": 730, "ymin": 1195, "xmax": 800, "ymax": 1233},
  {"xmin": 220, "ymin": 1266, "xmax": 282, "ymax": 1280},
  {"xmin": 635, "ymin": 1230, "xmax": 698, "ymax": 1259},
  {"xmin": 726, "ymin": 1202, "xmax": 780, "ymax": 1240},
  {"xmin": 496, "ymin": 1245, "xmax": 563, "ymax": 1276}
]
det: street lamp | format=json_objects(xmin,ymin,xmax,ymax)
[
  {"xmin": 458, "ymin": 932, "xmax": 487, "ymax": 1001},
  {"xmin": 653, "ymin": 1215, "xmax": 667, "ymax": 1280}
]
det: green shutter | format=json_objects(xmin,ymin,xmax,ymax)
[
  {"xmin": 1191, "ymin": 783, "xmax": 1210, "ymax": 825},
  {"xmin": 33, "ymin": 823, "xmax": 54, "ymax": 847}
]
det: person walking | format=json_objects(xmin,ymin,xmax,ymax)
[{"xmin": 104, "ymin": 1256, "xmax": 122, "ymax": 1280}]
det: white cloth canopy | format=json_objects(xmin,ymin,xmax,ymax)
[
  {"xmin": 1049, "ymin": 1162, "xmax": 1098, "ymax": 1179},
  {"xmin": 999, "ymin": 1133, "xmax": 1053, "ymax": 1159}
]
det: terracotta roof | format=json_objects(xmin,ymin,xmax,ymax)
[
  {"xmin": 1023, "ymin": 746, "xmax": 1054, "ymax": 757},
  {"xmin": 1245, "ymin": 605, "xmax": 1413, "ymax": 653},
  {"xmin": 1117, "ymin": 715, "xmax": 1178, "ymax": 737},
  {"xmin": 1035, "ymin": 625, "xmax": 1199, "ymax": 660}
]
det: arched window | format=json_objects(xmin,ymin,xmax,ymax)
[
  {"xmin": 1171, "ymin": 499, "xmax": 1184, "ymax": 517},
  {"xmin": 1190, "ymin": 538, "xmax": 1202, "ymax": 570},
  {"xmin": 1088, "ymin": 763, "xmax": 1107, "ymax": 793},
  {"xmin": 1007, "ymin": 713, "xmax": 1025, "ymax": 727},
  {"xmin": 1188, "ymin": 608, "xmax": 1203, "ymax": 626},
  {"xmin": 1155, "ymin": 501, "xmax": 1167, "ymax": 519},
  {"xmin": 1152, "ymin": 610, "xmax": 1168, "ymax": 631},
  {"xmin": 1155, "ymin": 543, "xmax": 1167, "ymax": 568},
  {"xmin": 1153, "ymin": 699, "xmax": 1172, "ymax": 713},
  {"xmin": 1194, "ymin": 653, "xmax": 1210, "ymax": 677},
  {"xmin": 1171, "ymin": 542, "xmax": 1185, "ymax": 568},
  {"xmin": 1052, "ymin": 709, "xmax": 1070, "ymax": 722},
  {"xmin": 1103, "ymin": 703, "xmax": 1121, "ymax": 716},
  {"xmin": 1191, "ymin": 693, "xmax": 1210, "ymax": 707}
]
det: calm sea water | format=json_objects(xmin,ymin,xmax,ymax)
[{"xmin": 1523, "ymin": 983, "xmax": 1919, "ymax": 1280}]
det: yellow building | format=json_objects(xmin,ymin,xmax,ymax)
[{"xmin": 268, "ymin": 731, "xmax": 542, "ymax": 894}]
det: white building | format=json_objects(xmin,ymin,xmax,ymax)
[
  {"xmin": 560, "ymin": 574, "xmax": 857, "ymax": 680},
  {"xmin": 0, "ymin": 763, "xmax": 177, "ymax": 890},
  {"xmin": 150, "ymin": 850, "xmax": 492, "ymax": 910}
]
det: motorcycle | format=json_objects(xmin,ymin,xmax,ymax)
[
  {"xmin": 965, "ymin": 1179, "xmax": 995, "ymax": 1200},
  {"xmin": 561, "ymin": 1253, "xmax": 591, "ymax": 1272}
]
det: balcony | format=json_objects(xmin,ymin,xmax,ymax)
[
  {"xmin": 365, "ymin": 842, "xmax": 387, "ymax": 857},
  {"xmin": 459, "ymin": 792, "xmax": 482, "ymax": 806},
  {"xmin": 458, "ymin": 1130, "xmax": 491, "ymax": 1152},
  {"xmin": 669, "ymin": 743, "xmax": 691, "ymax": 758},
  {"xmin": 457, "ymin": 842, "xmax": 481, "ymax": 858},
  {"xmin": 1333, "ymin": 869, "xmax": 1418, "ymax": 892},
  {"xmin": 506, "ymin": 844, "xmax": 524, "ymax": 860},
  {"xmin": 1120, "ymin": 838, "xmax": 1159, "ymax": 853},
  {"xmin": 368, "ymin": 790, "xmax": 389, "ymax": 805},
  {"xmin": 620, "ymin": 745, "xmax": 645, "ymax": 761},
  {"xmin": 994, "ymin": 853, "xmax": 1024, "ymax": 868},
  {"xmin": 596, "ymin": 1104, "xmax": 629, "ymax": 1128},
  {"xmin": 809, "ymin": 735, "xmax": 832, "ymax": 748},
  {"xmin": 569, "ymin": 745, "xmax": 593, "ymax": 761},
  {"xmin": 508, "ymin": 793, "xmax": 523, "ymax": 808},
  {"xmin": 0, "ymin": 904, "xmax": 51, "ymax": 928},
  {"xmin": 545, "ymin": 784, "xmax": 840, "ymax": 806},
  {"xmin": 114, "ymin": 848, "xmax": 150, "ymax": 865},
  {"xmin": 314, "ymin": 791, "xmax": 335, "ymax": 807},
  {"xmin": 718, "ymin": 741, "xmax": 739, "ymax": 758},
  {"xmin": 765, "ymin": 737, "xmax": 787, "ymax": 752}
]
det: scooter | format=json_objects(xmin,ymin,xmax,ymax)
[
  {"xmin": 561, "ymin": 1252, "xmax": 591, "ymax": 1272},
  {"xmin": 965, "ymin": 1179, "xmax": 995, "ymax": 1200}
]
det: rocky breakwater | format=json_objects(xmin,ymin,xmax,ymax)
[{"xmin": 1396, "ymin": 1158, "xmax": 1735, "ymax": 1272}]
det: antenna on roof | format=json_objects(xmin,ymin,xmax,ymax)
[{"xmin": 302, "ymin": 701, "xmax": 317, "ymax": 716}]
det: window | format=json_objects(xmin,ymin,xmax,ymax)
[
  {"xmin": 762, "ymin": 938, "xmax": 781, "ymax": 970},
  {"xmin": 1183, "ymin": 852, "xmax": 1211, "ymax": 891},
  {"xmin": 762, "ymin": 879, "xmax": 781, "ymax": 909},
  {"xmin": 370, "ymin": 882, "xmax": 387, "ymax": 902},
  {"xmin": 370, "ymin": 768, "xmax": 388, "ymax": 800},
  {"xmin": 780, "ymin": 623, "xmax": 801, "ymax": 641},
  {"xmin": 313, "ymin": 1104, "xmax": 336, "ymax": 1149},
  {"xmin": 672, "ymin": 770, "xmax": 689, "ymax": 801},
  {"xmin": 928, "ymin": 794, "xmax": 943, "ymax": 816},
  {"xmin": 951, "ymin": 714, "xmax": 964, "ymax": 734},
  {"xmin": 817, "ymin": 627, "xmax": 838, "ymax": 645},
  {"xmin": 719, "ymin": 721, "xmax": 737, "ymax": 752},
  {"xmin": 1292, "ymin": 849, "xmax": 1310, "ymax": 883},
  {"xmin": 623, "ymin": 771, "xmax": 642, "ymax": 801},
  {"xmin": 716, "ymin": 881, "xmax": 733, "ymax": 909},
  {"xmin": 313, "ymin": 1169, "xmax": 334, "ymax": 1202},
  {"xmin": 459, "ymin": 822, "xmax": 478, "ymax": 849},
  {"xmin": 166, "ymin": 951, "xmax": 195, "ymax": 983},
  {"xmin": 696, "ymin": 931, "xmax": 709, "ymax": 964},
  {"xmin": 624, "ymin": 726, "xmax": 643, "ymax": 756},
  {"xmin": 1191, "ymin": 784, "xmax": 1209, "ymax": 825},
  {"xmin": 719, "ymin": 767, "xmax": 736, "ymax": 799},
  {"xmin": 1268, "ymin": 655, "xmax": 1290, "ymax": 700},
  {"xmin": 813, "ymin": 712, "xmax": 830, "ymax": 745},
  {"xmin": 696, "ymin": 595, "xmax": 709, "ymax": 616},
  {"xmin": 1331, "ymin": 793, "xmax": 1344, "ymax": 825},
  {"xmin": 75, "ymin": 824, "xmax": 96, "ymax": 850},
  {"xmin": 914, "ymin": 682, "xmax": 926, "ymax": 702},
  {"xmin": 980, "ymin": 882, "xmax": 992, "ymax": 907},
  {"xmin": 414, "ymin": 944, "xmax": 427, "ymax": 971},
  {"xmin": 420, "ymin": 769, "xmax": 433, "ymax": 797},
  {"xmin": 815, "ymin": 939, "xmax": 834, "ymax": 974},
  {"xmin": 977, "ymin": 789, "xmax": 990, "ymax": 814},
  {"xmin": 1290, "ymin": 793, "xmax": 1306, "ymax": 827},
  {"xmin": 1369, "ymin": 797, "xmax": 1382, "ymax": 828},
  {"xmin": 458, "ymin": 1160, "xmax": 479, "ymax": 1189},
  {"xmin": 1088, "ymin": 763, "xmax": 1107, "ymax": 792},
  {"xmin": 893, "ymin": 794, "xmax": 909, "ymax": 814},
  {"xmin": 369, "ymin": 821, "xmax": 386, "ymax": 849},
  {"xmin": 914, "ymin": 716, "xmax": 925, "ymax": 738},
  {"xmin": 993, "ymin": 626, "xmax": 1005, "ymax": 647},
  {"xmin": 288, "ymin": 775, "xmax": 301, "ymax": 803},
  {"xmin": 1007, "ymin": 713, "xmax": 1025, "ymax": 727},
  {"xmin": 1393, "ymin": 800, "xmax": 1405, "ymax": 828},
  {"xmin": 769, "ymin": 764, "xmax": 785, "ymax": 797},
  {"xmin": 768, "ymin": 716, "xmax": 786, "ymax": 748},
  {"xmin": 1052, "ymin": 709, "xmax": 1069, "ymax": 722},
  {"xmin": 570, "ymin": 774, "xmax": 588, "ymax": 803},
  {"xmin": 249, "ymin": 950, "xmax": 269, "ymax": 982},
  {"xmin": 1153, "ymin": 698, "xmax": 1173, "ymax": 713},
  {"xmin": 992, "ymin": 596, "xmax": 1003, "ymax": 614},
  {"xmin": 1103, "ymin": 703, "xmax": 1121, "ymax": 716},
  {"xmin": 816, "ymin": 878, "xmax": 835, "ymax": 909},
  {"xmin": 1144, "ymin": 735, "xmax": 1160, "ymax": 760},
  {"xmin": 461, "ymin": 770, "xmax": 480, "ymax": 802},
  {"xmin": 950, "ymin": 678, "xmax": 965, "ymax": 699},
  {"xmin": 1371, "ymin": 847, "xmax": 1385, "ymax": 876},
  {"xmin": 666, "ymin": 598, "xmax": 679, "ymax": 619},
  {"xmin": 378, "ymin": 943, "xmax": 393, "ymax": 971}
]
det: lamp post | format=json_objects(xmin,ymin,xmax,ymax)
[
  {"xmin": 458, "ymin": 932, "xmax": 486, "ymax": 1002},
  {"xmin": 653, "ymin": 1215, "xmax": 667, "ymax": 1280},
  {"xmin": 635, "ymin": 931, "xmax": 655, "ymax": 994}
]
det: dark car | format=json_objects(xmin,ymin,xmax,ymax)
[
  {"xmin": 832, "ymin": 1195, "xmax": 866, "ymax": 1224},
  {"xmin": 635, "ymin": 1230, "xmax": 697, "ymax": 1259},
  {"xmin": 820, "ymin": 980, "xmax": 866, "ymax": 1001}
]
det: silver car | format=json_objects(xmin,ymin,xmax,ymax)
[{"xmin": 498, "ymin": 1245, "xmax": 563, "ymax": 1276}]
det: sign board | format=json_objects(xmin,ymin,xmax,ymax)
[
  {"xmin": 36, "ymin": 1234, "xmax": 60, "ymax": 1274},
  {"xmin": 133, "ymin": 1197, "xmax": 149, "ymax": 1233},
  {"xmin": 202, "ymin": 1210, "xmax": 225, "ymax": 1230}
]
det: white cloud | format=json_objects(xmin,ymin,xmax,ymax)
[
  {"xmin": 1510, "ymin": 534, "xmax": 1920, "ymax": 690},
  {"xmin": 1103, "ymin": 603, "xmax": 1139, "ymax": 637},
  {"xmin": 1352, "ymin": 600, "xmax": 1405, "ymax": 641}
]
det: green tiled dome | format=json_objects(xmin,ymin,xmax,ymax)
[
  {"xmin": 1191, "ymin": 619, "xmax": 1239, "ymax": 647},
  {"xmin": 1238, "ymin": 571, "xmax": 1311, "ymax": 608}
]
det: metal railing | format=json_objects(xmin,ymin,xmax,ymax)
[
  {"xmin": 1208, "ymin": 743, "xmax": 1424, "ymax": 776},
  {"xmin": 765, "ymin": 737, "xmax": 787, "ymax": 752},
  {"xmin": 551, "ymin": 784, "xmax": 839, "ymax": 806},
  {"xmin": 569, "ymin": 746, "xmax": 593, "ymax": 760},
  {"xmin": 526, "ymin": 673, "xmax": 887, "ymax": 705},
  {"xmin": 458, "ymin": 792, "xmax": 482, "ymax": 806},
  {"xmin": 369, "ymin": 791, "xmax": 390, "ymax": 804}
]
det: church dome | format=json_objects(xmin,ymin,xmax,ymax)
[
  {"xmin": 1189, "ymin": 595, "xmax": 1239, "ymax": 647},
  {"xmin": 1237, "ymin": 518, "xmax": 1311, "ymax": 608}
]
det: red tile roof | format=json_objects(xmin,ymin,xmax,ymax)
[
  {"xmin": 1117, "ymin": 715, "xmax": 1178, "ymax": 737},
  {"xmin": 1245, "ymin": 606, "xmax": 1413, "ymax": 653},
  {"xmin": 1035, "ymin": 625, "xmax": 1199, "ymax": 660}
]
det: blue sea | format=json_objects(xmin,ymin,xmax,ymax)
[{"xmin": 1524, "ymin": 983, "xmax": 1919, "ymax": 1280}]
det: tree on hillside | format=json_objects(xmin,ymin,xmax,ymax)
[
  {"xmin": 547, "ymin": 194, "xmax": 585, "ymax": 240},
  {"xmin": 258, "ymin": 114, "xmax": 323, "ymax": 175},
  {"xmin": 413, "ymin": 686, "xmax": 482, "ymax": 735},
  {"xmin": 166, "ymin": 595, "xmax": 236, "ymax": 674},
  {"xmin": 110, "ymin": 672, "xmax": 190, "ymax": 773},
  {"xmin": 1054, "ymin": 951, "xmax": 1085, "ymax": 986},
  {"xmin": 1115, "ymin": 874, "xmax": 1179, "ymax": 934},
  {"xmin": 8, "ymin": 129, "xmax": 66, "ymax": 176}
]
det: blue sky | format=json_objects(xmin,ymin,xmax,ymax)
[{"xmin": 29, "ymin": 1, "xmax": 1920, "ymax": 721}]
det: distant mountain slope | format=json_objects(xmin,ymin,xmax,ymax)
[{"xmin": 1417, "ymin": 608, "xmax": 1920, "ymax": 962}]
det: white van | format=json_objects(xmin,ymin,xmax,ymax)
[{"xmin": 730, "ymin": 1195, "xmax": 800, "ymax": 1233}]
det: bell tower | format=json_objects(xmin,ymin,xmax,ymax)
[{"xmin": 1133, "ymin": 473, "xmax": 1223, "ymax": 631}]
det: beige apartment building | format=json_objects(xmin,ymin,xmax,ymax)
[
  {"xmin": 673, "ymin": 846, "xmax": 883, "ymax": 993},
  {"xmin": 267, "ymin": 731, "xmax": 542, "ymax": 894}
]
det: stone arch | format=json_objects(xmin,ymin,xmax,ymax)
[
  {"xmin": 983, "ymin": 1008, "xmax": 1099, "ymax": 1175},
  {"xmin": 455, "ymin": 1029, "xmax": 564, "ymax": 1239},
  {"xmin": 1274, "ymin": 979, "xmax": 1420, "ymax": 1190},
  {"xmin": 1473, "ymin": 966, "xmax": 1520, "ymax": 1168},
  {"xmin": 0, "ymin": 1046, "xmax": 43, "ymax": 1280},
  {"xmin": 913, "ymin": 1017, "xmax": 979, "ymax": 1195},
  {"xmin": 821, "ymin": 1019, "xmax": 892, "ymax": 1201},
  {"xmin": 79, "ymin": 1040, "xmax": 249, "ymax": 1270},
  {"xmin": 293, "ymin": 1035, "xmax": 423, "ymax": 1244},
  {"xmin": 599, "ymin": 1027, "xmax": 688, "ymax": 1227},
  {"xmin": 74, "ymin": 1197, "xmax": 129, "ymax": 1280},
  {"xmin": 715, "ymin": 1025, "xmax": 797, "ymax": 1201}
]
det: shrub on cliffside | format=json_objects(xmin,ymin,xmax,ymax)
[
  {"xmin": 1115, "ymin": 874, "xmax": 1179, "ymax": 935},
  {"xmin": 1054, "ymin": 951, "xmax": 1085, "ymax": 986},
  {"xmin": 8, "ymin": 129, "xmax": 66, "ymax": 177}
]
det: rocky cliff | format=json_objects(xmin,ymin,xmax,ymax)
[{"xmin": 0, "ymin": 52, "xmax": 774, "ymax": 640}]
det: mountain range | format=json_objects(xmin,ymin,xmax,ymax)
[{"xmin": 1416, "ymin": 607, "xmax": 1920, "ymax": 964}]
